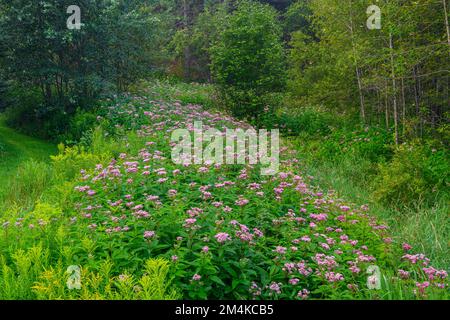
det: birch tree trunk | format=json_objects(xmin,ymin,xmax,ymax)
[
  {"xmin": 349, "ymin": 1, "xmax": 366, "ymax": 123},
  {"xmin": 443, "ymin": 0, "xmax": 450, "ymax": 46},
  {"xmin": 182, "ymin": 0, "xmax": 191, "ymax": 80},
  {"xmin": 389, "ymin": 33, "xmax": 399, "ymax": 145}
]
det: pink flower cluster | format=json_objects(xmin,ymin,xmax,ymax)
[{"xmin": 215, "ymin": 232, "xmax": 232, "ymax": 243}]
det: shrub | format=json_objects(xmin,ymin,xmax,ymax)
[
  {"xmin": 373, "ymin": 142, "xmax": 449, "ymax": 207},
  {"xmin": 2, "ymin": 87, "xmax": 44, "ymax": 136},
  {"xmin": 60, "ymin": 109, "xmax": 99, "ymax": 144},
  {"xmin": 216, "ymin": 88, "xmax": 275, "ymax": 121},
  {"xmin": 210, "ymin": 0, "xmax": 285, "ymax": 119},
  {"xmin": 315, "ymin": 127, "xmax": 392, "ymax": 163},
  {"xmin": 268, "ymin": 108, "xmax": 335, "ymax": 136},
  {"xmin": 51, "ymin": 144, "xmax": 102, "ymax": 182},
  {"xmin": 0, "ymin": 140, "xmax": 5, "ymax": 158},
  {"xmin": 0, "ymin": 77, "xmax": 8, "ymax": 111}
]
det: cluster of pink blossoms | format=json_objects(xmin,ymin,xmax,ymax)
[{"xmin": 215, "ymin": 232, "xmax": 232, "ymax": 243}]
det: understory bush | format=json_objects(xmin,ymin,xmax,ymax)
[
  {"xmin": 260, "ymin": 108, "xmax": 335, "ymax": 136},
  {"xmin": 289, "ymin": 113, "xmax": 448, "ymax": 208},
  {"xmin": 210, "ymin": 1, "xmax": 285, "ymax": 120},
  {"xmin": 0, "ymin": 82, "xmax": 102, "ymax": 144},
  {"xmin": 59, "ymin": 110, "xmax": 100, "ymax": 145},
  {"xmin": 373, "ymin": 142, "xmax": 449, "ymax": 208},
  {"xmin": 3, "ymin": 100, "xmax": 71, "ymax": 141},
  {"xmin": 314, "ymin": 126, "xmax": 392, "ymax": 163},
  {"xmin": 0, "ymin": 140, "xmax": 5, "ymax": 157}
]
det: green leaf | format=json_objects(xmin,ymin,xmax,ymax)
[{"xmin": 210, "ymin": 275, "xmax": 225, "ymax": 286}]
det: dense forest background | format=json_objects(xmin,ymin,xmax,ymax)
[
  {"xmin": 1, "ymin": 0, "xmax": 448, "ymax": 138},
  {"xmin": 0, "ymin": 1, "xmax": 449, "ymax": 265}
]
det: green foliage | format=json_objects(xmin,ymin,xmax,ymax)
[
  {"xmin": 0, "ymin": 0, "xmax": 173, "ymax": 139},
  {"xmin": 130, "ymin": 79, "xmax": 216, "ymax": 109},
  {"xmin": 0, "ymin": 140, "xmax": 5, "ymax": 157},
  {"xmin": 169, "ymin": 3, "xmax": 228, "ymax": 81},
  {"xmin": 0, "ymin": 116, "xmax": 56, "ymax": 205},
  {"xmin": 283, "ymin": 0, "xmax": 314, "ymax": 38},
  {"xmin": 4, "ymin": 160, "xmax": 54, "ymax": 208},
  {"xmin": 0, "ymin": 245, "xmax": 51, "ymax": 299},
  {"xmin": 2, "ymin": 87, "xmax": 46, "ymax": 136},
  {"xmin": 373, "ymin": 142, "xmax": 449, "ymax": 208},
  {"xmin": 287, "ymin": 0, "xmax": 448, "ymax": 142},
  {"xmin": 289, "ymin": 120, "xmax": 449, "ymax": 268},
  {"xmin": 0, "ymin": 77, "xmax": 9, "ymax": 111},
  {"xmin": 1, "ymin": 86, "xmax": 78, "ymax": 140},
  {"xmin": 0, "ymin": 244, "xmax": 179, "ymax": 300},
  {"xmin": 261, "ymin": 107, "xmax": 335, "ymax": 136},
  {"xmin": 51, "ymin": 143, "xmax": 106, "ymax": 181},
  {"xmin": 61, "ymin": 110, "xmax": 99, "ymax": 144},
  {"xmin": 216, "ymin": 88, "xmax": 280, "ymax": 121},
  {"xmin": 318, "ymin": 127, "xmax": 392, "ymax": 163},
  {"xmin": 289, "ymin": 117, "xmax": 449, "ymax": 209},
  {"xmin": 31, "ymin": 258, "xmax": 180, "ymax": 300},
  {"xmin": 210, "ymin": 0, "xmax": 285, "ymax": 119}
]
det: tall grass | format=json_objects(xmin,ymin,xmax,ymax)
[
  {"xmin": 0, "ymin": 115, "xmax": 56, "ymax": 205},
  {"xmin": 1, "ymin": 160, "xmax": 54, "ymax": 210}
]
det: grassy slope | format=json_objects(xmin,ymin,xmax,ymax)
[{"xmin": 0, "ymin": 115, "xmax": 56, "ymax": 199}]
